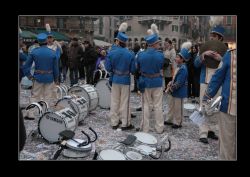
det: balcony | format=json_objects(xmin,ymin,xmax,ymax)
[{"xmin": 138, "ymin": 16, "xmax": 173, "ymax": 25}]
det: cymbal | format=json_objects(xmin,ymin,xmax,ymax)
[{"xmin": 200, "ymin": 40, "xmax": 227, "ymax": 69}]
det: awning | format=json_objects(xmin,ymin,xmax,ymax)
[
  {"xmin": 20, "ymin": 30, "xmax": 37, "ymax": 39},
  {"xmin": 93, "ymin": 39, "xmax": 112, "ymax": 47},
  {"xmin": 35, "ymin": 30, "xmax": 70, "ymax": 41}
]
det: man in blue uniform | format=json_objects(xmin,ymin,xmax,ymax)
[
  {"xmin": 136, "ymin": 33, "xmax": 164, "ymax": 134},
  {"xmin": 165, "ymin": 42, "xmax": 190, "ymax": 129},
  {"xmin": 105, "ymin": 29, "xmax": 136, "ymax": 130},
  {"xmin": 203, "ymin": 49, "xmax": 236, "ymax": 160},
  {"xmin": 22, "ymin": 33, "xmax": 59, "ymax": 119},
  {"xmin": 194, "ymin": 24, "xmax": 225, "ymax": 143}
]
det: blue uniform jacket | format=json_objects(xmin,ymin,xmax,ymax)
[
  {"xmin": 171, "ymin": 63, "xmax": 188, "ymax": 98},
  {"xmin": 194, "ymin": 55, "xmax": 207, "ymax": 83},
  {"xmin": 136, "ymin": 48, "xmax": 164, "ymax": 88},
  {"xmin": 203, "ymin": 50, "xmax": 237, "ymax": 115},
  {"xmin": 105, "ymin": 46, "xmax": 135, "ymax": 85},
  {"xmin": 23, "ymin": 46, "xmax": 59, "ymax": 83}
]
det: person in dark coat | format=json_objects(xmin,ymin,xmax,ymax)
[
  {"xmin": 83, "ymin": 40, "xmax": 98, "ymax": 85},
  {"xmin": 68, "ymin": 37, "xmax": 84, "ymax": 86}
]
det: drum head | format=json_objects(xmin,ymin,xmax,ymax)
[
  {"xmin": 38, "ymin": 109, "xmax": 77, "ymax": 143},
  {"xmin": 136, "ymin": 145, "xmax": 154, "ymax": 155},
  {"xmin": 95, "ymin": 79, "xmax": 111, "ymax": 109},
  {"xmin": 66, "ymin": 138, "xmax": 92, "ymax": 152},
  {"xmin": 99, "ymin": 149, "xmax": 126, "ymax": 160},
  {"xmin": 134, "ymin": 132, "xmax": 157, "ymax": 145},
  {"xmin": 125, "ymin": 151, "xmax": 142, "ymax": 160},
  {"xmin": 184, "ymin": 103, "xmax": 196, "ymax": 112},
  {"xmin": 56, "ymin": 86, "xmax": 63, "ymax": 99}
]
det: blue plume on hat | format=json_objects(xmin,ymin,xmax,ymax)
[{"xmin": 178, "ymin": 41, "xmax": 192, "ymax": 61}]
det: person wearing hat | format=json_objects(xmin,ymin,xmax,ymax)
[
  {"xmin": 202, "ymin": 48, "xmax": 236, "ymax": 160},
  {"xmin": 135, "ymin": 24, "xmax": 165, "ymax": 134},
  {"xmin": 164, "ymin": 42, "xmax": 190, "ymax": 129},
  {"xmin": 22, "ymin": 33, "xmax": 59, "ymax": 120},
  {"xmin": 194, "ymin": 23, "xmax": 225, "ymax": 144},
  {"xmin": 105, "ymin": 22, "xmax": 136, "ymax": 131}
]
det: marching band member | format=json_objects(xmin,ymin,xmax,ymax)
[
  {"xmin": 136, "ymin": 24, "xmax": 165, "ymax": 134},
  {"xmin": 194, "ymin": 17, "xmax": 225, "ymax": 144},
  {"xmin": 105, "ymin": 22, "xmax": 136, "ymax": 130},
  {"xmin": 165, "ymin": 42, "xmax": 190, "ymax": 129},
  {"xmin": 202, "ymin": 48, "xmax": 236, "ymax": 160},
  {"xmin": 22, "ymin": 33, "xmax": 59, "ymax": 119}
]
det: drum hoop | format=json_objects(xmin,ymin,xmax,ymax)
[
  {"xmin": 56, "ymin": 85, "xmax": 63, "ymax": 99},
  {"xmin": 66, "ymin": 139, "xmax": 92, "ymax": 151},
  {"xmin": 38, "ymin": 111, "xmax": 69, "ymax": 144}
]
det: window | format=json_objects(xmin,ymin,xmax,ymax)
[
  {"xmin": 57, "ymin": 18, "xmax": 64, "ymax": 29},
  {"xmin": 172, "ymin": 25, "xmax": 178, "ymax": 32},
  {"xmin": 227, "ymin": 16, "xmax": 232, "ymax": 25},
  {"xmin": 127, "ymin": 26, "xmax": 131, "ymax": 32},
  {"xmin": 99, "ymin": 17, "xmax": 103, "ymax": 35},
  {"xmin": 160, "ymin": 24, "xmax": 164, "ymax": 31}
]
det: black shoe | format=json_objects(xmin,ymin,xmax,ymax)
[
  {"xmin": 118, "ymin": 120, "xmax": 122, "ymax": 125},
  {"xmin": 131, "ymin": 114, "xmax": 136, "ymax": 118},
  {"xmin": 121, "ymin": 124, "xmax": 135, "ymax": 131},
  {"xmin": 172, "ymin": 124, "xmax": 182, "ymax": 129},
  {"xmin": 164, "ymin": 121, "xmax": 173, "ymax": 125},
  {"xmin": 208, "ymin": 131, "xmax": 219, "ymax": 140},
  {"xmin": 112, "ymin": 125, "xmax": 119, "ymax": 130},
  {"xmin": 131, "ymin": 89, "xmax": 138, "ymax": 93},
  {"xmin": 199, "ymin": 138, "xmax": 209, "ymax": 144},
  {"xmin": 24, "ymin": 116, "xmax": 35, "ymax": 120},
  {"xmin": 136, "ymin": 107, "xmax": 142, "ymax": 111},
  {"xmin": 135, "ymin": 127, "xmax": 140, "ymax": 131}
]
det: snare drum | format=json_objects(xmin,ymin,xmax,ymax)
[
  {"xmin": 55, "ymin": 96, "xmax": 89, "ymax": 123},
  {"xmin": 134, "ymin": 132, "xmax": 158, "ymax": 145},
  {"xmin": 125, "ymin": 151, "xmax": 142, "ymax": 160},
  {"xmin": 68, "ymin": 84, "xmax": 99, "ymax": 111},
  {"xmin": 38, "ymin": 107, "xmax": 77, "ymax": 143},
  {"xmin": 183, "ymin": 103, "xmax": 196, "ymax": 117},
  {"xmin": 98, "ymin": 149, "xmax": 126, "ymax": 160},
  {"xmin": 95, "ymin": 79, "xmax": 111, "ymax": 109}
]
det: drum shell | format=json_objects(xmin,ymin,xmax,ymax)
[
  {"xmin": 68, "ymin": 84, "xmax": 99, "ymax": 111},
  {"xmin": 98, "ymin": 149, "xmax": 126, "ymax": 160},
  {"xmin": 56, "ymin": 96, "xmax": 89, "ymax": 123}
]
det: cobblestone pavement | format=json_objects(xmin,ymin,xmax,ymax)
[{"xmin": 19, "ymin": 77, "xmax": 219, "ymax": 161}]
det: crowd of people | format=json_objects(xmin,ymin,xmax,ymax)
[{"xmin": 19, "ymin": 21, "xmax": 236, "ymax": 160}]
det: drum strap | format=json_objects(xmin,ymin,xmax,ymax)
[{"xmin": 114, "ymin": 69, "xmax": 130, "ymax": 76}]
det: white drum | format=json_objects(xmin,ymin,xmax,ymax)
[
  {"xmin": 125, "ymin": 151, "xmax": 142, "ymax": 160},
  {"xmin": 134, "ymin": 132, "xmax": 158, "ymax": 145},
  {"xmin": 55, "ymin": 96, "xmax": 89, "ymax": 123},
  {"xmin": 38, "ymin": 107, "xmax": 77, "ymax": 143},
  {"xmin": 98, "ymin": 149, "xmax": 126, "ymax": 160},
  {"xmin": 66, "ymin": 139, "xmax": 92, "ymax": 152},
  {"xmin": 68, "ymin": 84, "xmax": 99, "ymax": 111},
  {"xmin": 95, "ymin": 79, "xmax": 111, "ymax": 109},
  {"xmin": 183, "ymin": 103, "xmax": 196, "ymax": 117}
]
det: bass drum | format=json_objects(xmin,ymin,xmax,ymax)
[
  {"xmin": 95, "ymin": 79, "xmax": 111, "ymax": 109},
  {"xmin": 55, "ymin": 96, "xmax": 89, "ymax": 124},
  {"xmin": 68, "ymin": 84, "xmax": 99, "ymax": 111},
  {"xmin": 38, "ymin": 107, "xmax": 77, "ymax": 143}
]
